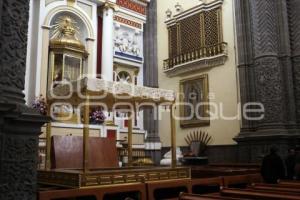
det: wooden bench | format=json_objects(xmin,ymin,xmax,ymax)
[
  {"xmin": 179, "ymin": 193, "xmax": 250, "ymax": 200},
  {"xmin": 146, "ymin": 179, "xmax": 191, "ymax": 200},
  {"xmin": 38, "ymin": 183, "xmax": 147, "ymax": 200},
  {"xmin": 191, "ymin": 177, "xmax": 223, "ymax": 194},
  {"xmin": 247, "ymin": 174, "xmax": 262, "ymax": 184},
  {"xmin": 253, "ymin": 182, "xmax": 300, "ymax": 189},
  {"xmin": 279, "ymin": 180, "xmax": 300, "ymax": 188},
  {"xmin": 247, "ymin": 185, "xmax": 300, "ymax": 195},
  {"xmin": 223, "ymin": 175, "xmax": 250, "ymax": 188},
  {"xmin": 220, "ymin": 188, "xmax": 300, "ymax": 200},
  {"xmin": 191, "ymin": 166, "xmax": 259, "ymax": 179}
]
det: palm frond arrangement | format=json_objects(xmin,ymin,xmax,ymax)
[{"xmin": 184, "ymin": 130, "xmax": 212, "ymax": 156}]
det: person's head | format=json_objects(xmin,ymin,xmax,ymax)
[
  {"xmin": 270, "ymin": 146, "xmax": 278, "ymax": 154},
  {"xmin": 288, "ymin": 148, "xmax": 295, "ymax": 155}
]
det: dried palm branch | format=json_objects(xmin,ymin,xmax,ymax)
[{"xmin": 184, "ymin": 130, "xmax": 212, "ymax": 155}]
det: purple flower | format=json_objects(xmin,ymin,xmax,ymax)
[
  {"xmin": 32, "ymin": 95, "xmax": 48, "ymax": 115},
  {"xmin": 90, "ymin": 108, "xmax": 106, "ymax": 124}
]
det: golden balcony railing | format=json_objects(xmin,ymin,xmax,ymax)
[{"xmin": 163, "ymin": 42, "xmax": 228, "ymax": 71}]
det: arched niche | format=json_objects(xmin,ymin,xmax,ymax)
[
  {"xmin": 38, "ymin": 6, "xmax": 95, "ymax": 98},
  {"xmin": 49, "ymin": 11, "xmax": 89, "ymax": 45}
]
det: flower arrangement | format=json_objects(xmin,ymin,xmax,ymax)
[
  {"xmin": 89, "ymin": 107, "xmax": 106, "ymax": 124},
  {"xmin": 32, "ymin": 94, "xmax": 48, "ymax": 115}
]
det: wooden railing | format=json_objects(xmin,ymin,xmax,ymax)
[{"xmin": 164, "ymin": 42, "xmax": 228, "ymax": 71}]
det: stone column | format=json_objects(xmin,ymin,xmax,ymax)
[
  {"xmin": 143, "ymin": 0, "xmax": 161, "ymax": 165},
  {"xmin": 101, "ymin": 2, "xmax": 115, "ymax": 81},
  {"xmin": 288, "ymin": 0, "xmax": 300, "ymax": 125},
  {"xmin": 251, "ymin": 0, "xmax": 285, "ymax": 128},
  {"xmin": 234, "ymin": 0, "xmax": 300, "ymax": 162},
  {"xmin": 0, "ymin": 0, "xmax": 48, "ymax": 199}
]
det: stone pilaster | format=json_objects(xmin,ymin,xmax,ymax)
[
  {"xmin": 0, "ymin": 0, "xmax": 48, "ymax": 199},
  {"xmin": 143, "ymin": 0, "xmax": 161, "ymax": 165},
  {"xmin": 288, "ymin": 0, "xmax": 300, "ymax": 124},
  {"xmin": 277, "ymin": 0, "xmax": 297, "ymax": 128},
  {"xmin": 234, "ymin": 0, "xmax": 300, "ymax": 162},
  {"xmin": 251, "ymin": 0, "xmax": 285, "ymax": 127}
]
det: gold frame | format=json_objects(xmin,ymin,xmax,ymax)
[{"xmin": 179, "ymin": 74, "xmax": 210, "ymax": 128}]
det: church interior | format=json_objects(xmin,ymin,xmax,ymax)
[{"xmin": 1, "ymin": 0, "xmax": 300, "ymax": 199}]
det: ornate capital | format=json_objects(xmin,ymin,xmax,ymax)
[{"xmin": 104, "ymin": 1, "xmax": 119, "ymax": 12}]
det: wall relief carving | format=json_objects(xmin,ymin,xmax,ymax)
[
  {"xmin": 254, "ymin": 57, "xmax": 284, "ymax": 123},
  {"xmin": 114, "ymin": 24, "xmax": 143, "ymax": 61}
]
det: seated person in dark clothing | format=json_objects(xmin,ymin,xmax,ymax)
[
  {"xmin": 285, "ymin": 148, "xmax": 296, "ymax": 180},
  {"xmin": 295, "ymin": 146, "xmax": 300, "ymax": 180},
  {"xmin": 261, "ymin": 146, "xmax": 285, "ymax": 184}
]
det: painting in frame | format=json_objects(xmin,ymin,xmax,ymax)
[{"xmin": 179, "ymin": 74, "xmax": 210, "ymax": 128}]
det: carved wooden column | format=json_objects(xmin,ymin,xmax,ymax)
[
  {"xmin": 143, "ymin": 0, "xmax": 161, "ymax": 165},
  {"xmin": 0, "ymin": 0, "xmax": 48, "ymax": 199}
]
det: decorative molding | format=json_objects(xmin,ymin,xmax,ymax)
[
  {"xmin": 38, "ymin": 167, "xmax": 191, "ymax": 188},
  {"xmin": 104, "ymin": 1, "xmax": 119, "ymax": 11},
  {"xmin": 114, "ymin": 15, "xmax": 142, "ymax": 29},
  {"xmin": 165, "ymin": 0, "xmax": 223, "ymax": 25},
  {"xmin": 116, "ymin": 0, "xmax": 146, "ymax": 15}
]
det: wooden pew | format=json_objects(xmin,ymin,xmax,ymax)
[
  {"xmin": 253, "ymin": 182, "xmax": 300, "ymax": 189},
  {"xmin": 223, "ymin": 175, "xmax": 250, "ymax": 188},
  {"xmin": 146, "ymin": 179, "xmax": 191, "ymax": 200},
  {"xmin": 247, "ymin": 184, "xmax": 300, "ymax": 195},
  {"xmin": 179, "ymin": 193, "xmax": 220, "ymax": 200},
  {"xmin": 191, "ymin": 166, "xmax": 259, "ymax": 179},
  {"xmin": 191, "ymin": 177, "xmax": 223, "ymax": 194},
  {"xmin": 38, "ymin": 183, "xmax": 147, "ymax": 200},
  {"xmin": 220, "ymin": 188, "xmax": 300, "ymax": 200},
  {"xmin": 247, "ymin": 174, "xmax": 262, "ymax": 184},
  {"xmin": 179, "ymin": 193, "xmax": 250, "ymax": 200},
  {"xmin": 279, "ymin": 180, "xmax": 300, "ymax": 188}
]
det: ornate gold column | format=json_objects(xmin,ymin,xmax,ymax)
[
  {"xmin": 127, "ymin": 110, "xmax": 133, "ymax": 166},
  {"xmin": 45, "ymin": 119, "xmax": 52, "ymax": 170},
  {"xmin": 83, "ymin": 95, "xmax": 90, "ymax": 173}
]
